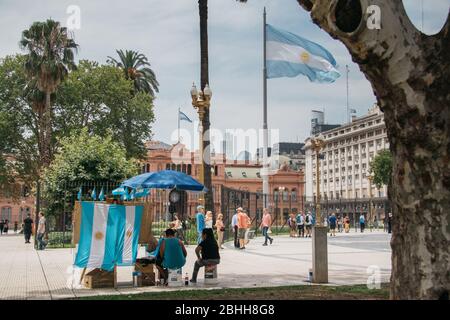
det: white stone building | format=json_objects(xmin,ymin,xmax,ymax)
[{"xmin": 305, "ymin": 104, "xmax": 389, "ymax": 208}]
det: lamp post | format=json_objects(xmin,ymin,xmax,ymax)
[
  {"xmin": 190, "ymin": 82, "xmax": 212, "ymax": 206},
  {"xmin": 308, "ymin": 135, "xmax": 328, "ymax": 283},
  {"xmin": 367, "ymin": 171, "xmax": 374, "ymax": 232},
  {"xmin": 311, "ymin": 135, "xmax": 326, "ymax": 226}
]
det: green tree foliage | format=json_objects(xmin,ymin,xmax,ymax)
[
  {"xmin": 20, "ymin": 19, "xmax": 78, "ymax": 167},
  {"xmin": 55, "ymin": 60, "xmax": 155, "ymax": 159},
  {"xmin": 107, "ymin": 49, "xmax": 159, "ymax": 97},
  {"xmin": 42, "ymin": 129, "xmax": 138, "ymax": 217},
  {"xmin": 370, "ymin": 150, "xmax": 393, "ymax": 189}
]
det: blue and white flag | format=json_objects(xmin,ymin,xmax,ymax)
[
  {"xmin": 266, "ymin": 24, "xmax": 340, "ymax": 83},
  {"xmin": 134, "ymin": 187, "xmax": 150, "ymax": 198},
  {"xmin": 99, "ymin": 187, "xmax": 105, "ymax": 201},
  {"xmin": 112, "ymin": 186, "xmax": 126, "ymax": 196},
  {"xmin": 179, "ymin": 110, "xmax": 192, "ymax": 123},
  {"xmin": 91, "ymin": 187, "xmax": 97, "ymax": 201},
  {"xmin": 77, "ymin": 187, "xmax": 82, "ymax": 201},
  {"xmin": 74, "ymin": 202, "xmax": 143, "ymax": 271}
]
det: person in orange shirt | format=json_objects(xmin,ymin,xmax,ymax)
[
  {"xmin": 236, "ymin": 207, "xmax": 247, "ymax": 249},
  {"xmin": 260, "ymin": 208, "xmax": 273, "ymax": 246}
]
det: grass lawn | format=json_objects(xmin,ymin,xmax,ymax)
[{"xmin": 77, "ymin": 284, "xmax": 390, "ymax": 300}]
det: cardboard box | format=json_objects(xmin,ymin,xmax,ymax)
[{"xmin": 84, "ymin": 268, "xmax": 115, "ymax": 289}]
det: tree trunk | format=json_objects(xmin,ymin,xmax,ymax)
[
  {"xmin": 199, "ymin": 0, "xmax": 214, "ymax": 212},
  {"xmin": 297, "ymin": 0, "xmax": 449, "ymax": 299},
  {"xmin": 41, "ymin": 91, "xmax": 53, "ymax": 167}
]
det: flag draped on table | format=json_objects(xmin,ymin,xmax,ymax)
[
  {"xmin": 74, "ymin": 202, "xmax": 143, "ymax": 271},
  {"xmin": 266, "ymin": 24, "xmax": 340, "ymax": 83}
]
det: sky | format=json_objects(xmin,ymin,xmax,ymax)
[{"xmin": 0, "ymin": 0, "xmax": 448, "ymax": 154}]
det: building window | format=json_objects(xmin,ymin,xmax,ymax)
[
  {"xmin": 187, "ymin": 164, "xmax": 192, "ymax": 175},
  {"xmin": 1, "ymin": 207, "xmax": 12, "ymax": 221},
  {"xmin": 146, "ymin": 164, "xmax": 150, "ymax": 172}
]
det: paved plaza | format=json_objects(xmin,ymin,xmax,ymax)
[{"xmin": 0, "ymin": 231, "xmax": 391, "ymax": 300}]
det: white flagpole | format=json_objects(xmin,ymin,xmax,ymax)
[
  {"xmin": 178, "ymin": 107, "xmax": 181, "ymax": 143},
  {"xmin": 346, "ymin": 65, "xmax": 350, "ymax": 123},
  {"xmin": 262, "ymin": 7, "xmax": 269, "ymax": 208}
]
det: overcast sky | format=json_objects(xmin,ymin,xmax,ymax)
[{"xmin": 1, "ymin": 0, "xmax": 448, "ymax": 153}]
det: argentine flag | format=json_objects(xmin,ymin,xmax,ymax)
[
  {"xmin": 74, "ymin": 202, "xmax": 143, "ymax": 271},
  {"xmin": 266, "ymin": 24, "xmax": 340, "ymax": 83}
]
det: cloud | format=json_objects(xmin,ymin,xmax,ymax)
[{"xmin": 1, "ymin": 0, "xmax": 446, "ymax": 152}]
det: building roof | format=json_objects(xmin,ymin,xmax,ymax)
[{"xmin": 145, "ymin": 141, "xmax": 172, "ymax": 150}]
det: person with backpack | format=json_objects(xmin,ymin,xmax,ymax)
[
  {"xmin": 296, "ymin": 212, "xmax": 305, "ymax": 238},
  {"xmin": 305, "ymin": 212, "xmax": 312, "ymax": 237},
  {"xmin": 359, "ymin": 214, "xmax": 366, "ymax": 233}
]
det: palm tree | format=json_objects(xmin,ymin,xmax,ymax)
[
  {"xmin": 198, "ymin": 0, "xmax": 247, "ymax": 211},
  {"xmin": 107, "ymin": 49, "xmax": 159, "ymax": 97},
  {"xmin": 20, "ymin": 19, "xmax": 78, "ymax": 167}
]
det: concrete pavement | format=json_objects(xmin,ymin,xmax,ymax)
[{"xmin": 0, "ymin": 230, "xmax": 391, "ymax": 300}]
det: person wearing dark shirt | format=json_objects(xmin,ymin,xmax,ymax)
[
  {"xmin": 329, "ymin": 213, "xmax": 337, "ymax": 237},
  {"xmin": 23, "ymin": 214, "xmax": 33, "ymax": 244},
  {"xmin": 0, "ymin": 220, "xmax": 4, "ymax": 235},
  {"xmin": 190, "ymin": 228, "xmax": 220, "ymax": 283}
]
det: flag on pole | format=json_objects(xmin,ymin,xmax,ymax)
[
  {"xmin": 99, "ymin": 187, "xmax": 105, "ymax": 201},
  {"xmin": 112, "ymin": 187, "xmax": 126, "ymax": 196},
  {"xmin": 179, "ymin": 110, "xmax": 192, "ymax": 123},
  {"xmin": 77, "ymin": 187, "xmax": 82, "ymax": 201},
  {"xmin": 266, "ymin": 24, "xmax": 340, "ymax": 83},
  {"xmin": 74, "ymin": 202, "xmax": 143, "ymax": 271},
  {"xmin": 91, "ymin": 187, "xmax": 97, "ymax": 201}
]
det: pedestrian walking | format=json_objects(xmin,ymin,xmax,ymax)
[
  {"xmin": 344, "ymin": 215, "xmax": 350, "ymax": 233},
  {"xmin": 231, "ymin": 210, "xmax": 239, "ymax": 248},
  {"xmin": 244, "ymin": 210, "xmax": 252, "ymax": 245},
  {"xmin": 288, "ymin": 214, "xmax": 297, "ymax": 237},
  {"xmin": 3, "ymin": 219, "xmax": 9, "ymax": 234},
  {"xmin": 205, "ymin": 211, "xmax": 213, "ymax": 229},
  {"xmin": 337, "ymin": 215, "xmax": 343, "ymax": 233},
  {"xmin": 296, "ymin": 212, "xmax": 305, "ymax": 237},
  {"xmin": 305, "ymin": 212, "xmax": 313, "ymax": 237},
  {"xmin": 195, "ymin": 205, "xmax": 205, "ymax": 244},
  {"xmin": 214, "ymin": 213, "xmax": 225, "ymax": 249},
  {"xmin": 0, "ymin": 220, "xmax": 4, "ymax": 235},
  {"xmin": 388, "ymin": 212, "xmax": 392, "ymax": 234},
  {"xmin": 329, "ymin": 213, "xmax": 337, "ymax": 236},
  {"xmin": 359, "ymin": 214, "xmax": 365, "ymax": 233},
  {"xmin": 237, "ymin": 208, "xmax": 247, "ymax": 249},
  {"xmin": 23, "ymin": 214, "xmax": 33, "ymax": 244},
  {"xmin": 260, "ymin": 208, "xmax": 273, "ymax": 246},
  {"xmin": 14, "ymin": 221, "xmax": 18, "ymax": 233},
  {"xmin": 173, "ymin": 215, "xmax": 187, "ymax": 244},
  {"xmin": 36, "ymin": 213, "xmax": 47, "ymax": 250}
]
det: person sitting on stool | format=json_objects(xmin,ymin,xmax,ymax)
[
  {"xmin": 190, "ymin": 228, "xmax": 220, "ymax": 283},
  {"xmin": 159, "ymin": 228, "xmax": 187, "ymax": 284}
]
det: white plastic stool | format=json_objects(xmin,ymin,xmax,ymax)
[
  {"xmin": 204, "ymin": 264, "xmax": 218, "ymax": 285},
  {"xmin": 168, "ymin": 268, "xmax": 183, "ymax": 287}
]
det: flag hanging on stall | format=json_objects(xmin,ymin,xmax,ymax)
[
  {"xmin": 74, "ymin": 202, "xmax": 143, "ymax": 271},
  {"xmin": 266, "ymin": 24, "xmax": 341, "ymax": 83}
]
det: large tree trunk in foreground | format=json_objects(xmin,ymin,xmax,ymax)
[
  {"xmin": 199, "ymin": 0, "xmax": 214, "ymax": 212},
  {"xmin": 297, "ymin": 0, "xmax": 449, "ymax": 299}
]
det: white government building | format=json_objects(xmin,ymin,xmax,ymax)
[{"xmin": 304, "ymin": 104, "xmax": 390, "ymax": 221}]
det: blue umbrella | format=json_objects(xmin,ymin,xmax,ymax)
[{"xmin": 120, "ymin": 170, "xmax": 206, "ymax": 192}]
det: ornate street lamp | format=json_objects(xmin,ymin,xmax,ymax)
[
  {"xmin": 310, "ymin": 134, "xmax": 326, "ymax": 226},
  {"xmin": 190, "ymin": 82, "xmax": 212, "ymax": 205}
]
